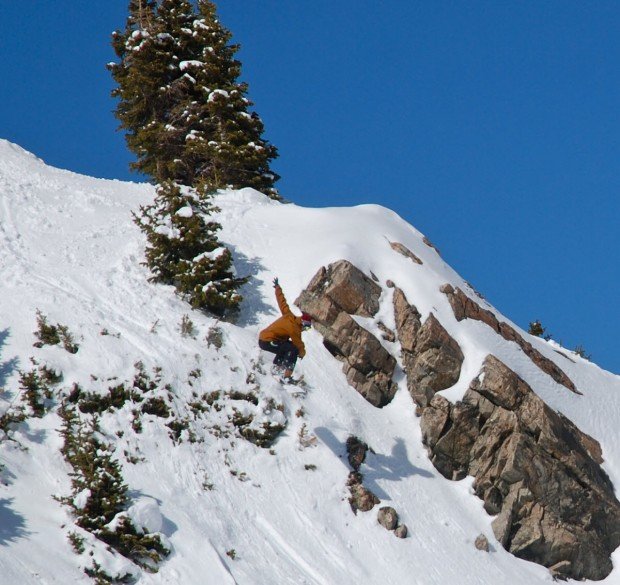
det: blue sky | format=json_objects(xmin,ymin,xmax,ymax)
[{"xmin": 1, "ymin": 2, "xmax": 618, "ymax": 373}]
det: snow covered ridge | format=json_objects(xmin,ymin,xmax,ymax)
[{"xmin": 1, "ymin": 140, "xmax": 619, "ymax": 584}]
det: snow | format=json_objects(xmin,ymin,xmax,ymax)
[
  {"xmin": 126, "ymin": 497, "xmax": 164, "ymax": 534},
  {"xmin": 175, "ymin": 205, "xmax": 193, "ymax": 218},
  {"xmin": 207, "ymin": 89, "xmax": 229, "ymax": 103},
  {"xmin": 193, "ymin": 246, "xmax": 226, "ymax": 263},
  {"xmin": 180, "ymin": 60, "xmax": 203, "ymax": 70},
  {"xmin": 0, "ymin": 138, "xmax": 619, "ymax": 584}
]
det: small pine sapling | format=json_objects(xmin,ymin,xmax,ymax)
[{"xmin": 33, "ymin": 310, "xmax": 61, "ymax": 347}]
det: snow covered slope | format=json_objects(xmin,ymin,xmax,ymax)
[{"xmin": 1, "ymin": 138, "xmax": 619, "ymax": 584}]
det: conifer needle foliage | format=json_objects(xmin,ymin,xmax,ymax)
[
  {"xmin": 59, "ymin": 406, "xmax": 169, "ymax": 572},
  {"xmin": 108, "ymin": 0, "xmax": 280, "ymax": 197},
  {"xmin": 109, "ymin": 1, "xmax": 274, "ymax": 314},
  {"xmin": 133, "ymin": 181, "xmax": 246, "ymax": 315}
]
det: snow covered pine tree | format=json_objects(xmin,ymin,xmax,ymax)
[
  {"xmin": 108, "ymin": 0, "xmax": 280, "ymax": 197},
  {"xmin": 133, "ymin": 181, "xmax": 246, "ymax": 315}
]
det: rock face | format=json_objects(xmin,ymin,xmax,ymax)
[
  {"xmin": 393, "ymin": 288, "xmax": 464, "ymax": 407},
  {"xmin": 420, "ymin": 355, "xmax": 620, "ymax": 581},
  {"xmin": 441, "ymin": 284, "xmax": 578, "ymax": 394},
  {"xmin": 296, "ymin": 261, "xmax": 397, "ymax": 407},
  {"xmin": 297, "ymin": 261, "xmax": 619, "ymax": 580}
]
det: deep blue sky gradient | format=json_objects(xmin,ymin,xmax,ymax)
[{"xmin": 1, "ymin": 2, "xmax": 618, "ymax": 373}]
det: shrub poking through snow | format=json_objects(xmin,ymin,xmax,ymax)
[
  {"xmin": 0, "ymin": 407, "xmax": 27, "ymax": 437},
  {"xmin": 528, "ymin": 320, "xmax": 546, "ymax": 337},
  {"xmin": 33, "ymin": 310, "xmax": 79, "ymax": 353},
  {"xmin": 18, "ymin": 360, "xmax": 63, "ymax": 418},
  {"xmin": 573, "ymin": 344, "xmax": 592, "ymax": 361},
  {"xmin": 19, "ymin": 369, "xmax": 47, "ymax": 417},
  {"xmin": 206, "ymin": 325, "xmax": 224, "ymax": 349},
  {"xmin": 34, "ymin": 310, "xmax": 61, "ymax": 347},
  {"xmin": 58, "ymin": 406, "xmax": 169, "ymax": 573}
]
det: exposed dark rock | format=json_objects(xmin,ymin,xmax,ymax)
[
  {"xmin": 420, "ymin": 355, "xmax": 620, "ymax": 581},
  {"xmin": 377, "ymin": 506, "xmax": 399, "ymax": 531},
  {"xmin": 475, "ymin": 534, "xmax": 490, "ymax": 552},
  {"xmin": 347, "ymin": 472, "xmax": 380, "ymax": 514},
  {"xmin": 346, "ymin": 436, "xmax": 369, "ymax": 472},
  {"xmin": 422, "ymin": 236, "xmax": 441, "ymax": 256},
  {"xmin": 299, "ymin": 260, "xmax": 382, "ymax": 319},
  {"xmin": 549, "ymin": 561, "xmax": 572, "ymax": 581},
  {"xmin": 393, "ymin": 288, "xmax": 464, "ymax": 407},
  {"xmin": 441, "ymin": 285, "xmax": 578, "ymax": 394},
  {"xmin": 377, "ymin": 321, "xmax": 396, "ymax": 343},
  {"xmin": 297, "ymin": 261, "xmax": 397, "ymax": 407},
  {"xmin": 392, "ymin": 288, "xmax": 422, "ymax": 353},
  {"xmin": 394, "ymin": 524, "xmax": 408, "ymax": 539},
  {"xmin": 389, "ymin": 241, "xmax": 423, "ymax": 265}
]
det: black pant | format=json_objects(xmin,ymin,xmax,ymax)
[{"xmin": 259, "ymin": 339, "xmax": 299, "ymax": 371}]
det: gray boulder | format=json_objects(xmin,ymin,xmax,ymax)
[
  {"xmin": 394, "ymin": 524, "xmax": 408, "ymax": 539},
  {"xmin": 475, "ymin": 534, "xmax": 490, "ymax": 552},
  {"xmin": 377, "ymin": 506, "xmax": 399, "ymax": 531}
]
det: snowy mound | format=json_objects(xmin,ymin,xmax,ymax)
[{"xmin": 0, "ymin": 141, "xmax": 619, "ymax": 584}]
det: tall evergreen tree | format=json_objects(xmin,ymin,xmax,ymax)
[
  {"xmin": 109, "ymin": 0, "xmax": 280, "ymax": 197},
  {"xmin": 109, "ymin": 0, "xmax": 279, "ymax": 315},
  {"xmin": 181, "ymin": 0, "xmax": 280, "ymax": 197},
  {"xmin": 109, "ymin": 0, "xmax": 186, "ymax": 182}
]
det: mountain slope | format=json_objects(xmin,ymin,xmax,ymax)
[{"xmin": 0, "ymin": 139, "xmax": 619, "ymax": 584}]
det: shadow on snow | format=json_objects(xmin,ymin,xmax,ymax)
[
  {"xmin": 226, "ymin": 244, "xmax": 272, "ymax": 327},
  {"xmin": 314, "ymin": 427, "xmax": 433, "ymax": 500},
  {"xmin": 0, "ymin": 498, "xmax": 29, "ymax": 545},
  {"xmin": 0, "ymin": 329, "xmax": 19, "ymax": 389}
]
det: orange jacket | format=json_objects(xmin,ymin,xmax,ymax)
[{"xmin": 259, "ymin": 285, "xmax": 306, "ymax": 358}]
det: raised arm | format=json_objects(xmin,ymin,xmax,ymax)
[{"xmin": 275, "ymin": 284, "xmax": 292, "ymax": 317}]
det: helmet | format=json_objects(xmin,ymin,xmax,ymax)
[{"xmin": 301, "ymin": 312, "xmax": 312, "ymax": 329}]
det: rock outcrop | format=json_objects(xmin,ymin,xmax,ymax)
[
  {"xmin": 393, "ymin": 287, "xmax": 464, "ymax": 407},
  {"xmin": 297, "ymin": 260, "xmax": 618, "ymax": 580},
  {"xmin": 296, "ymin": 261, "xmax": 397, "ymax": 407},
  {"xmin": 346, "ymin": 436, "xmax": 369, "ymax": 472},
  {"xmin": 441, "ymin": 284, "xmax": 578, "ymax": 393},
  {"xmin": 389, "ymin": 241, "xmax": 423, "ymax": 265},
  {"xmin": 420, "ymin": 355, "xmax": 620, "ymax": 581}
]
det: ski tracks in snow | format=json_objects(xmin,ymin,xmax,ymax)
[{"xmin": 254, "ymin": 515, "xmax": 335, "ymax": 585}]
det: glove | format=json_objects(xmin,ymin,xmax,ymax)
[{"xmin": 273, "ymin": 277, "xmax": 279, "ymax": 288}]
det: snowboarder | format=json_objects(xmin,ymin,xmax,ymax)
[{"xmin": 259, "ymin": 278, "xmax": 312, "ymax": 382}]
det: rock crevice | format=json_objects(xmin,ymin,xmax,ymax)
[{"xmin": 392, "ymin": 287, "xmax": 464, "ymax": 408}]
